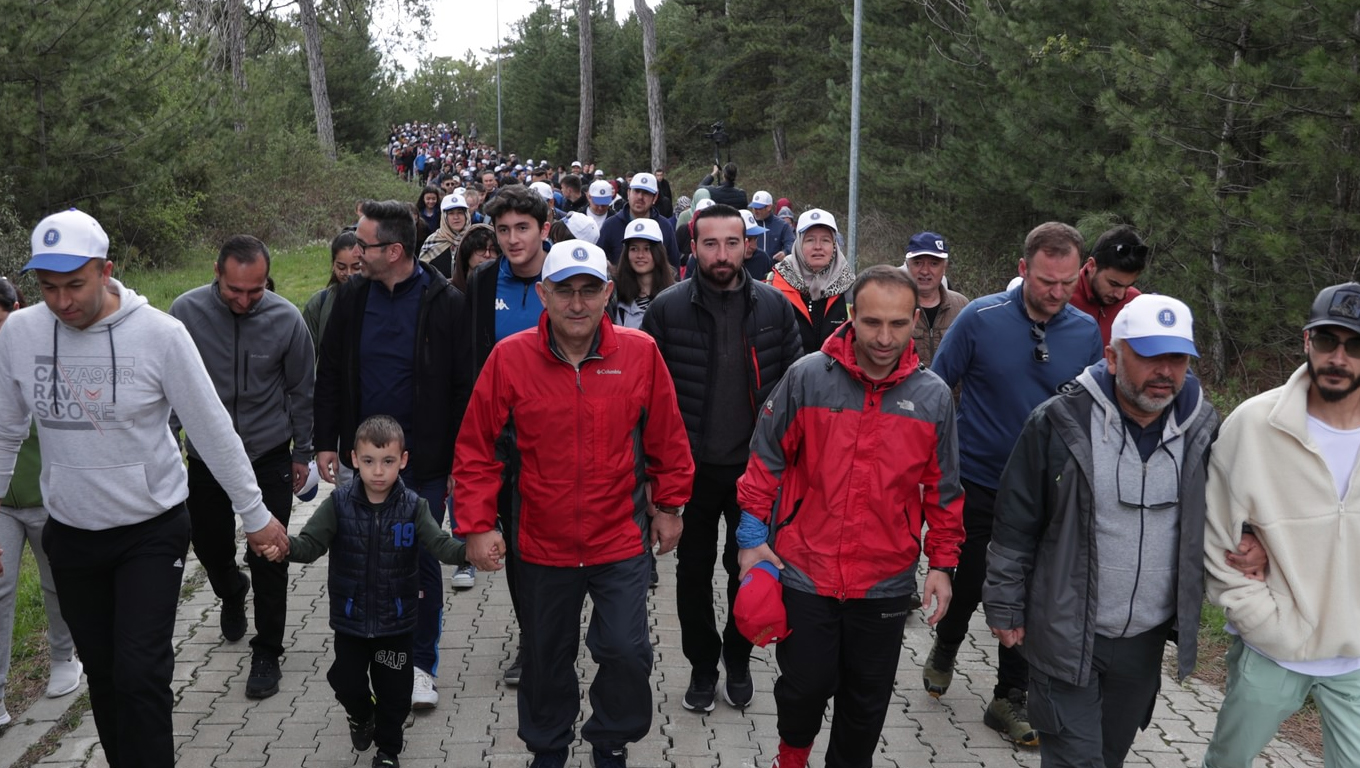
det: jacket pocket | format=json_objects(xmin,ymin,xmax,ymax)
[{"xmin": 45, "ymin": 462, "xmax": 153, "ymax": 525}]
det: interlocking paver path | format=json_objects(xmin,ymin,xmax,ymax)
[{"xmin": 6, "ymin": 489, "xmax": 1323, "ymax": 768}]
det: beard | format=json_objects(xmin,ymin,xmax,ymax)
[
  {"xmin": 1308, "ymin": 358, "xmax": 1360, "ymax": 402},
  {"xmin": 1116, "ymin": 374, "xmax": 1181, "ymax": 414}
]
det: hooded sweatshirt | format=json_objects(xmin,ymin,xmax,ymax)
[{"xmin": 0, "ymin": 278, "xmax": 271, "ymax": 532}]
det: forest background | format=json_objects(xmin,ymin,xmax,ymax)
[{"xmin": 1, "ymin": 0, "xmax": 1358, "ymax": 390}]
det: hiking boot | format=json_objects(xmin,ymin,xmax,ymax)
[
  {"xmin": 371, "ymin": 752, "xmax": 400, "ymax": 768},
  {"xmin": 47, "ymin": 656, "xmax": 83, "ymax": 697},
  {"xmin": 450, "ymin": 565, "xmax": 476, "ymax": 590},
  {"xmin": 771, "ymin": 740, "xmax": 813, "ymax": 768},
  {"xmin": 220, "ymin": 574, "xmax": 250, "ymax": 642},
  {"xmin": 347, "ymin": 712, "xmax": 375, "ymax": 751},
  {"xmin": 984, "ymin": 688, "xmax": 1039, "ymax": 746},
  {"xmin": 683, "ymin": 670, "xmax": 717, "ymax": 712},
  {"xmin": 530, "ymin": 747, "xmax": 569, "ymax": 768},
  {"xmin": 590, "ymin": 745, "xmax": 628, "ymax": 768},
  {"xmin": 245, "ymin": 653, "xmax": 281, "ymax": 699},
  {"xmin": 922, "ymin": 639, "xmax": 960, "ymax": 698},
  {"xmin": 722, "ymin": 661, "xmax": 753, "ymax": 709},
  {"xmin": 504, "ymin": 646, "xmax": 524, "ymax": 686},
  {"xmin": 411, "ymin": 667, "xmax": 438, "ymax": 709}
]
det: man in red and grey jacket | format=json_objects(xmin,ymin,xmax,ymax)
[
  {"xmin": 736, "ymin": 265, "xmax": 965, "ymax": 768},
  {"xmin": 453, "ymin": 239, "xmax": 694, "ymax": 768}
]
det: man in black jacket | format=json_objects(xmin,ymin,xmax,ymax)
[
  {"xmin": 642, "ymin": 204, "xmax": 802, "ymax": 713},
  {"xmin": 313, "ymin": 199, "xmax": 474, "ymax": 712},
  {"xmin": 700, "ymin": 162, "xmax": 749, "ymax": 209}
]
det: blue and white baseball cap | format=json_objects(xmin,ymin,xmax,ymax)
[
  {"xmin": 796, "ymin": 208, "xmax": 838, "ymax": 235},
  {"xmin": 542, "ymin": 240, "xmax": 609, "ymax": 283},
  {"xmin": 623, "ymin": 218, "xmax": 663, "ymax": 243},
  {"xmin": 905, "ymin": 231, "xmax": 949, "ymax": 260},
  {"xmin": 441, "ymin": 193, "xmax": 468, "ymax": 211},
  {"xmin": 630, "ymin": 173, "xmax": 659, "ymax": 195},
  {"xmin": 740, "ymin": 210, "xmax": 768, "ymax": 237},
  {"xmin": 750, "ymin": 191, "xmax": 774, "ymax": 209},
  {"xmin": 24, "ymin": 209, "xmax": 109, "ymax": 273},
  {"xmin": 1111, "ymin": 294, "xmax": 1199, "ymax": 358},
  {"xmin": 588, "ymin": 180, "xmax": 614, "ymax": 205}
]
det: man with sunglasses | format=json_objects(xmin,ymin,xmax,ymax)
[
  {"xmin": 981, "ymin": 294, "xmax": 1219, "ymax": 767},
  {"xmin": 1069, "ymin": 225, "xmax": 1149, "ymax": 344},
  {"xmin": 1200, "ymin": 282, "xmax": 1360, "ymax": 768},
  {"xmin": 313, "ymin": 199, "xmax": 475, "ymax": 711},
  {"xmin": 928, "ymin": 221, "xmax": 1103, "ymax": 746}
]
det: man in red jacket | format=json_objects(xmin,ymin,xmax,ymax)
[
  {"xmin": 454, "ymin": 239, "xmax": 694, "ymax": 768},
  {"xmin": 737, "ymin": 265, "xmax": 965, "ymax": 768},
  {"xmin": 1068, "ymin": 225, "xmax": 1147, "ymax": 344}
]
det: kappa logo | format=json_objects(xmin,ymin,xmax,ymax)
[
  {"xmin": 495, "ymin": 298, "xmax": 510, "ymax": 311},
  {"xmin": 1157, "ymin": 308, "xmax": 1176, "ymax": 327},
  {"xmin": 43, "ymin": 228, "xmax": 60, "ymax": 247}
]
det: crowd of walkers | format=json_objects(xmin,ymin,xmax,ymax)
[{"xmin": 0, "ymin": 120, "xmax": 1356, "ymax": 768}]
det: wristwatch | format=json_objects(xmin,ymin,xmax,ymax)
[
  {"xmin": 929, "ymin": 566, "xmax": 957, "ymax": 578},
  {"xmin": 657, "ymin": 505, "xmax": 685, "ymax": 517}
]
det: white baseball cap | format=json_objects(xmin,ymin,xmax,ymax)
[
  {"xmin": 440, "ymin": 193, "xmax": 468, "ymax": 211},
  {"xmin": 529, "ymin": 181, "xmax": 555, "ymax": 204},
  {"xmin": 740, "ymin": 210, "xmax": 768, "ymax": 237},
  {"xmin": 562, "ymin": 213, "xmax": 600, "ymax": 244},
  {"xmin": 693, "ymin": 198, "xmax": 716, "ymax": 213},
  {"xmin": 796, "ymin": 209, "xmax": 838, "ymax": 235},
  {"xmin": 630, "ymin": 173, "xmax": 659, "ymax": 194},
  {"xmin": 542, "ymin": 240, "xmax": 610, "ymax": 283},
  {"xmin": 24, "ymin": 209, "xmax": 109, "ymax": 273},
  {"xmin": 1111, "ymin": 294, "xmax": 1199, "ymax": 358},
  {"xmin": 588, "ymin": 180, "xmax": 614, "ymax": 205},
  {"xmin": 623, "ymin": 218, "xmax": 663, "ymax": 243},
  {"xmin": 751, "ymin": 191, "xmax": 774, "ymax": 208}
]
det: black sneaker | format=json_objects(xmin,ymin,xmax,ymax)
[
  {"xmin": 245, "ymin": 654, "xmax": 280, "ymax": 699},
  {"xmin": 722, "ymin": 663, "xmax": 753, "ymax": 709},
  {"xmin": 683, "ymin": 670, "xmax": 717, "ymax": 712},
  {"xmin": 591, "ymin": 745, "xmax": 628, "ymax": 768},
  {"xmin": 530, "ymin": 747, "xmax": 568, "ymax": 768},
  {"xmin": 504, "ymin": 646, "xmax": 524, "ymax": 686},
  {"xmin": 371, "ymin": 752, "xmax": 400, "ymax": 768},
  {"xmin": 347, "ymin": 712, "xmax": 375, "ymax": 751},
  {"xmin": 220, "ymin": 574, "xmax": 250, "ymax": 642},
  {"xmin": 649, "ymin": 562, "xmax": 659, "ymax": 589}
]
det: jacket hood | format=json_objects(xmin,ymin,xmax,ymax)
[
  {"xmin": 821, "ymin": 322, "xmax": 920, "ymax": 389},
  {"xmin": 1077, "ymin": 358, "xmax": 1205, "ymax": 444},
  {"xmin": 84, "ymin": 277, "xmax": 150, "ymax": 332}
]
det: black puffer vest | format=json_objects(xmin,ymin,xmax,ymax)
[{"xmin": 328, "ymin": 479, "xmax": 422, "ymax": 638}]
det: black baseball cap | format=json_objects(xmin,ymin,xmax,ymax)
[{"xmin": 1304, "ymin": 282, "xmax": 1360, "ymax": 335}]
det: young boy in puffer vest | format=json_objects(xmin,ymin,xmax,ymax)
[{"xmin": 261, "ymin": 415, "xmax": 470, "ymax": 768}]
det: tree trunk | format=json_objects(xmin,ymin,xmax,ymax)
[
  {"xmin": 773, "ymin": 124, "xmax": 788, "ymax": 166},
  {"xmin": 225, "ymin": 0, "xmax": 246, "ymax": 131},
  {"xmin": 576, "ymin": 0, "xmax": 594, "ymax": 164},
  {"xmin": 1208, "ymin": 22, "xmax": 1249, "ymax": 381},
  {"xmin": 636, "ymin": 0, "xmax": 666, "ymax": 169},
  {"xmin": 298, "ymin": 0, "xmax": 337, "ymax": 159}
]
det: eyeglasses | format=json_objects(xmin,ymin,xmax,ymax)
[
  {"xmin": 1116, "ymin": 439, "xmax": 1181, "ymax": 511},
  {"xmin": 1310, "ymin": 331, "xmax": 1360, "ymax": 360},
  {"xmin": 549, "ymin": 284, "xmax": 606, "ymax": 301},
  {"xmin": 1031, "ymin": 322, "xmax": 1049, "ymax": 363},
  {"xmin": 355, "ymin": 239, "xmax": 397, "ymax": 254}
]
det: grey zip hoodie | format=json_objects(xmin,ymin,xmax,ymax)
[
  {"xmin": 0, "ymin": 278, "xmax": 271, "ymax": 532},
  {"xmin": 168, "ymin": 282, "xmax": 314, "ymax": 463}
]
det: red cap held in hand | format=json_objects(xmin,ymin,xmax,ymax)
[{"xmin": 735, "ymin": 562, "xmax": 789, "ymax": 647}]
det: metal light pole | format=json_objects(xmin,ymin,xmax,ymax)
[
  {"xmin": 496, "ymin": 0, "xmax": 503, "ymax": 154},
  {"xmin": 847, "ymin": 0, "xmax": 863, "ymax": 272}
]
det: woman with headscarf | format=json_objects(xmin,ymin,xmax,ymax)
[
  {"xmin": 768, "ymin": 208, "xmax": 855, "ymax": 355},
  {"xmin": 419, "ymin": 192, "xmax": 472, "ymax": 279}
]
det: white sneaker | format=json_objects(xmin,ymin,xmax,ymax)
[
  {"xmin": 411, "ymin": 667, "xmax": 438, "ymax": 710},
  {"xmin": 0, "ymin": 699, "xmax": 10, "ymax": 726},
  {"xmin": 47, "ymin": 657, "xmax": 83, "ymax": 698},
  {"xmin": 450, "ymin": 565, "xmax": 476, "ymax": 590}
]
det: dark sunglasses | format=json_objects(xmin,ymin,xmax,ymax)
[
  {"xmin": 1310, "ymin": 330, "xmax": 1360, "ymax": 359},
  {"xmin": 1031, "ymin": 322, "xmax": 1049, "ymax": 363}
]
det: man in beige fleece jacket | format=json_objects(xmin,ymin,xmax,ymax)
[{"xmin": 1203, "ymin": 281, "xmax": 1360, "ymax": 768}]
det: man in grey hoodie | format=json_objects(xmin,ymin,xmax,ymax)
[
  {"xmin": 982, "ymin": 294, "xmax": 1219, "ymax": 767},
  {"xmin": 0, "ymin": 209, "xmax": 289, "ymax": 768},
  {"xmin": 169, "ymin": 234, "xmax": 314, "ymax": 700}
]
